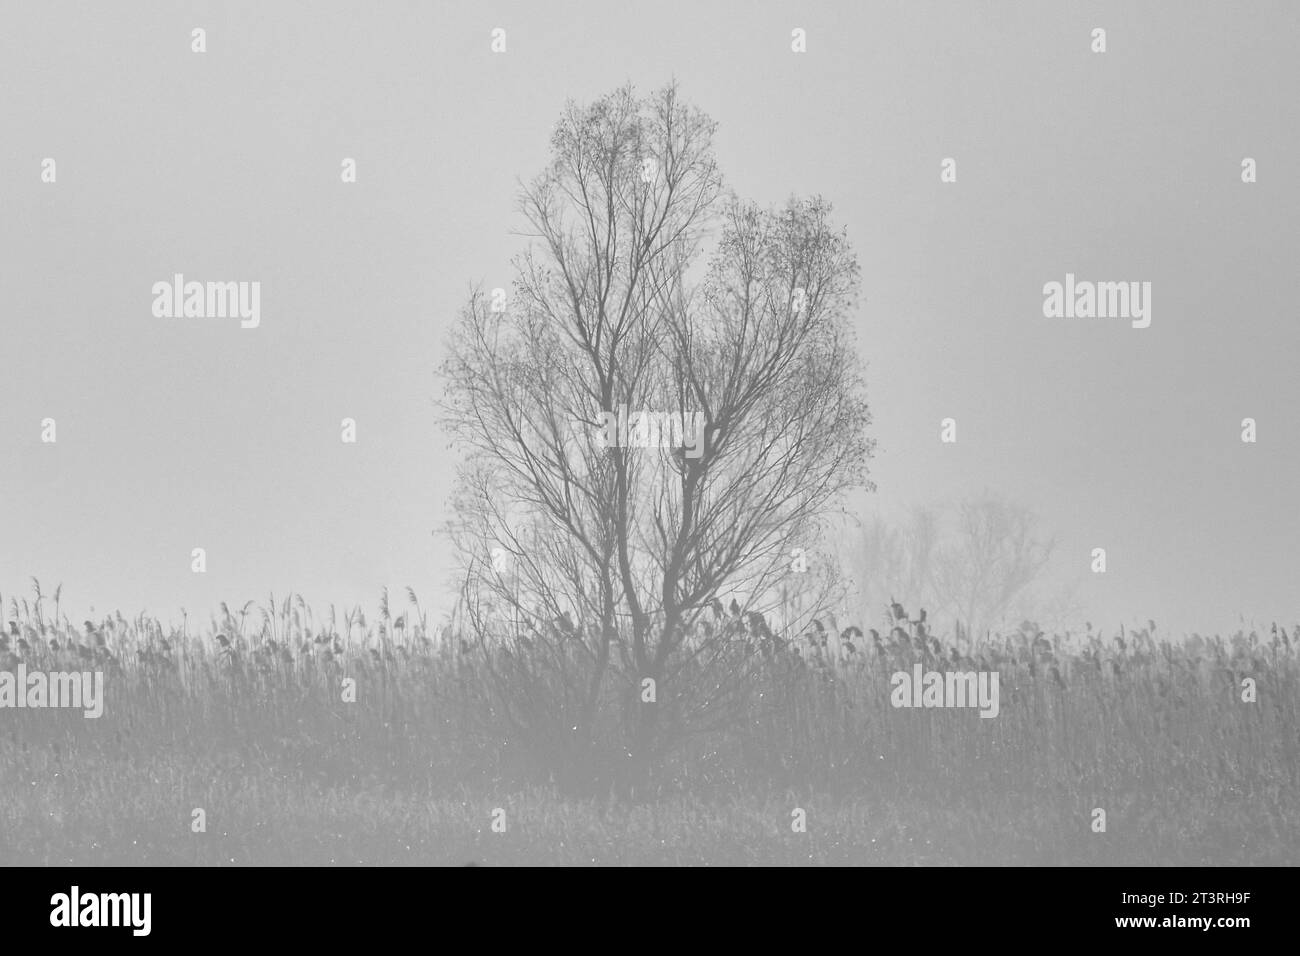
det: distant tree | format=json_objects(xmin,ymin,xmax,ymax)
[
  {"xmin": 844, "ymin": 493, "xmax": 1059, "ymax": 640},
  {"xmin": 438, "ymin": 83, "xmax": 873, "ymax": 795},
  {"xmin": 932, "ymin": 494, "xmax": 1056, "ymax": 637}
]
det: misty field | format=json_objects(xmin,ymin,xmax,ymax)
[{"xmin": 1, "ymin": 585, "xmax": 1296, "ymax": 866}]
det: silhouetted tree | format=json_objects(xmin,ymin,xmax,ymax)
[{"xmin": 439, "ymin": 83, "xmax": 873, "ymax": 795}]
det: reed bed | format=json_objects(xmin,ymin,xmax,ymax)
[{"xmin": 1, "ymin": 582, "xmax": 1295, "ymax": 864}]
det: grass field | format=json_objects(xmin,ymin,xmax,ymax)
[{"xmin": 2, "ymin": 586, "xmax": 1296, "ymax": 865}]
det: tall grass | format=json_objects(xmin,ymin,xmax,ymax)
[{"xmin": 1, "ymin": 582, "xmax": 1296, "ymax": 864}]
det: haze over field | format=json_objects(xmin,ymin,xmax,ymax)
[{"xmin": 2, "ymin": 1, "xmax": 1297, "ymax": 636}]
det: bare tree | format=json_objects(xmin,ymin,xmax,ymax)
[
  {"xmin": 843, "ymin": 493, "xmax": 1058, "ymax": 640},
  {"xmin": 438, "ymin": 83, "xmax": 873, "ymax": 795},
  {"xmin": 932, "ymin": 495, "xmax": 1055, "ymax": 637}
]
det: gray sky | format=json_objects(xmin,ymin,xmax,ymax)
[{"xmin": 2, "ymin": 1, "xmax": 1297, "ymax": 637}]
